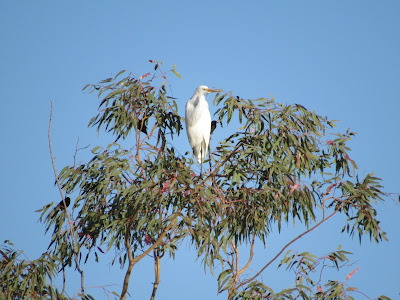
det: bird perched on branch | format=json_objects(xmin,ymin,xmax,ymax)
[
  {"xmin": 185, "ymin": 85, "xmax": 219, "ymax": 164},
  {"xmin": 56, "ymin": 197, "xmax": 70, "ymax": 210}
]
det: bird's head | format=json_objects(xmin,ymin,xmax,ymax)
[{"xmin": 197, "ymin": 85, "xmax": 220, "ymax": 94}]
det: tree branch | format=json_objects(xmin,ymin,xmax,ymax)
[
  {"xmin": 203, "ymin": 141, "xmax": 243, "ymax": 183},
  {"xmin": 61, "ymin": 268, "xmax": 66, "ymax": 296},
  {"xmin": 48, "ymin": 101, "xmax": 85, "ymax": 294},
  {"xmin": 228, "ymin": 240, "xmax": 240, "ymax": 299},
  {"xmin": 120, "ymin": 215, "xmax": 179, "ymax": 299},
  {"xmin": 134, "ymin": 216, "xmax": 178, "ymax": 265},
  {"xmin": 228, "ymin": 234, "xmax": 256, "ymax": 299},
  {"xmin": 121, "ymin": 223, "xmax": 134, "ymax": 300},
  {"xmin": 48, "ymin": 102, "xmax": 75, "ymax": 237},
  {"xmin": 238, "ymin": 234, "xmax": 255, "ymax": 276},
  {"xmin": 236, "ymin": 207, "xmax": 341, "ymax": 290},
  {"xmin": 150, "ymin": 249, "xmax": 161, "ymax": 300}
]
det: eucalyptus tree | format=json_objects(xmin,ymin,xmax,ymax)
[{"xmin": 0, "ymin": 62, "xmax": 390, "ymax": 300}]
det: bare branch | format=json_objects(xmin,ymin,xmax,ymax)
[
  {"xmin": 61, "ymin": 268, "xmax": 66, "ymax": 296},
  {"xmin": 48, "ymin": 101, "xmax": 74, "ymax": 232},
  {"xmin": 228, "ymin": 240, "xmax": 240, "ymax": 299},
  {"xmin": 73, "ymin": 137, "xmax": 89, "ymax": 168},
  {"xmin": 237, "ymin": 207, "xmax": 341, "ymax": 290},
  {"xmin": 150, "ymin": 249, "xmax": 161, "ymax": 300},
  {"xmin": 238, "ymin": 234, "xmax": 256, "ymax": 276},
  {"xmin": 48, "ymin": 101, "xmax": 85, "ymax": 294},
  {"xmin": 121, "ymin": 223, "xmax": 135, "ymax": 300}
]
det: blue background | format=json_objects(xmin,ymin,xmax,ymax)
[{"xmin": 1, "ymin": 1, "xmax": 399, "ymax": 299}]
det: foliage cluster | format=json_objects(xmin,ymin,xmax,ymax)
[{"xmin": 0, "ymin": 62, "xmax": 390, "ymax": 299}]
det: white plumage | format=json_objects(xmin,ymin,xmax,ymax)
[{"xmin": 185, "ymin": 85, "xmax": 219, "ymax": 163}]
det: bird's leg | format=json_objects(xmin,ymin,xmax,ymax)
[
  {"xmin": 209, "ymin": 135, "xmax": 212, "ymax": 171},
  {"xmin": 200, "ymin": 147, "xmax": 203, "ymax": 177},
  {"xmin": 208, "ymin": 140, "xmax": 214, "ymax": 186}
]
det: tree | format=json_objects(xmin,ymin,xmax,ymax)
[{"xmin": 0, "ymin": 62, "xmax": 392, "ymax": 299}]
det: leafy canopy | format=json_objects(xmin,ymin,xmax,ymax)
[{"xmin": 1, "ymin": 62, "xmax": 389, "ymax": 300}]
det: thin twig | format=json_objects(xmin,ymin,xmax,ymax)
[
  {"xmin": 61, "ymin": 268, "xmax": 66, "ymax": 295},
  {"xmin": 73, "ymin": 137, "xmax": 89, "ymax": 168},
  {"xmin": 48, "ymin": 101, "xmax": 85, "ymax": 294},
  {"xmin": 48, "ymin": 102, "xmax": 75, "ymax": 236},
  {"xmin": 203, "ymin": 141, "xmax": 243, "ymax": 183}
]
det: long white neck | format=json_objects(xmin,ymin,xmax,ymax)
[{"xmin": 190, "ymin": 90, "xmax": 206, "ymax": 106}]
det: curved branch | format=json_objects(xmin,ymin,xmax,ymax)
[
  {"xmin": 134, "ymin": 216, "xmax": 179, "ymax": 264},
  {"xmin": 238, "ymin": 234, "xmax": 255, "ymax": 276},
  {"xmin": 236, "ymin": 207, "xmax": 341, "ymax": 290}
]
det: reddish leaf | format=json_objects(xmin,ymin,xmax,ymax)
[
  {"xmin": 325, "ymin": 183, "xmax": 336, "ymax": 195},
  {"xmin": 346, "ymin": 154, "xmax": 358, "ymax": 169},
  {"xmin": 145, "ymin": 235, "xmax": 151, "ymax": 245},
  {"xmin": 289, "ymin": 184, "xmax": 298, "ymax": 195},
  {"xmin": 317, "ymin": 286, "xmax": 323, "ymax": 293},
  {"xmin": 161, "ymin": 181, "xmax": 169, "ymax": 193},
  {"xmin": 139, "ymin": 73, "xmax": 150, "ymax": 80},
  {"xmin": 346, "ymin": 267, "xmax": 359, "ymax": 281}
]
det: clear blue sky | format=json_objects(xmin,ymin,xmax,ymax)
[{"xmin": 1, "ymin": 1, "xmax": 399, "ymax": 299}]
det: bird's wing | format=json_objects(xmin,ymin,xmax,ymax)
[{"xmin": 185, "ymin": 100, "xmax": 197, "ymax": 148}]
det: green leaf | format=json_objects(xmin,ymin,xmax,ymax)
[{"xmin": 172, "ymin": 68, "xmax": 182, "ymax": 79}]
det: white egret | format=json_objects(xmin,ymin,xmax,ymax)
[{"xmin": 185, "ymin": 85, "xmax": 219, "ymax": 165}]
